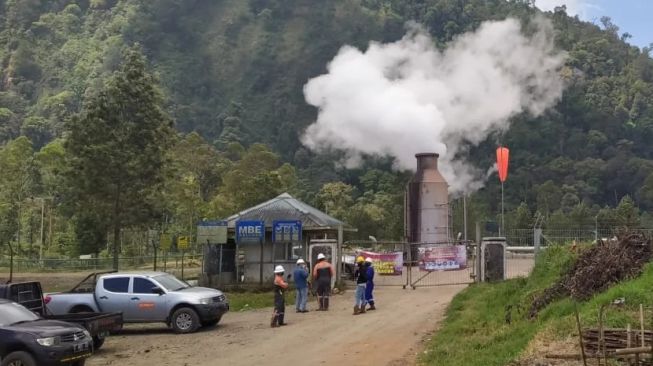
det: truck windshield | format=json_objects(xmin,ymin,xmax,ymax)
[
  {"xmin": 0, "ymin": 302, "xmax": 39, "ymax": 326},
  {"xmin": 153, "ymin": 274, "xmax": 190, "ymax": 291}
]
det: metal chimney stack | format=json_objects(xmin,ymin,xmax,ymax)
[{"xmin": 405, "ymin": 153, "xmax": 450, "ymax": 243}]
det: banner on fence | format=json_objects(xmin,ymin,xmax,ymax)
[
  {"xmin": 358, "ymin": 250, "xmax": 403, "ymax": 276},
  {"xmin": 418, "ymin": 245, "xmax": 466, "ymax": 271}
]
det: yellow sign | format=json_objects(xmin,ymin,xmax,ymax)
[
  {"xmin": 160, "ymin": 234, "xmax": 172, "ymax": 251},
  {"xmin": 177, "ymin": 236, "xmax": 190, "ymax": 250}
]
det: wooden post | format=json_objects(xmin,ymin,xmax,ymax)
[
  {"xmin": 627, "ymin": 324, "xmax": 633, "ymax": 366},
  {"xmin": 574, "ymin": 303, "xmax": 588, "ymax": 366},
  {"xmin": 259, "ymin": 238, "xmax": 264, "ymax": 286},
  {"xmin": 640, "ymin": 304, "xmax": 645, "ymax": 347}
]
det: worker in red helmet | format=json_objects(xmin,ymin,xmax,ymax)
[
  {"xmin": 312, "ymin": 253, "xmax": 334, "ymax": 311},
  {"xmin": 271, "ymin": 265, "xmax": 289, "ymax": 327}
]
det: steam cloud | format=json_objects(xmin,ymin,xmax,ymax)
[{"xmin": 302, "ymin": 18, "xmax": 566, "ymax": 194}]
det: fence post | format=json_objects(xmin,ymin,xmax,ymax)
[
  {"xmin": 475, "ymin": 222, "xmax": 482, "ymax": 283},
  {"xmin": 534, "ymin": 229, "xmax": 542, "ymax": 256}
]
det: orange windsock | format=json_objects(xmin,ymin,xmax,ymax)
[{"xmin": 496, "ymin": 146, "xmax": 509, "ymax": 183}]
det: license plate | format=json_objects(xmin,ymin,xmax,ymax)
[{"xmin": 73, "ymin": 342, "xmax": 89, "ymax": 353}]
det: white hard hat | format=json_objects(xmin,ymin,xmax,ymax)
[
  {"xmin": 296, "ymin": 258, "xmax": 305, "ymax": 264},
  {"xmin": 365, "ymin": 257, "xmax": 373, "ymax": 263},
  {"xmin": 274, "ymin": 265, "xmax": 285, "ymax": 273},
  {"xmin": 317, "ymin": 253, "xmax": 326, "ymax": 260}
]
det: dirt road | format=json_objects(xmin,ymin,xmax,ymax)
[{"xmin": 87, "ymin": 285, "xmax": 464, "ymax": 366}]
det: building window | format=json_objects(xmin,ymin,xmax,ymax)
[{"xmin": 274, "ymin": 243, "xmax": 304, "ymax": 261}]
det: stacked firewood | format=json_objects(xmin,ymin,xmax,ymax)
[
  {"xmin": 582, "ymin": 329, "xmax": 653, "ymax": 355},
  {"xmin": 529, "ymin": 233, "xmax": 651, "ymax": 318}
]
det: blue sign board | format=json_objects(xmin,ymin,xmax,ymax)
[
  {"xmin": 272, "ymin": 220, "xmax": 302, "ymax": 242},
  {"xmin": 236, "ymin": 220, "xmax": 265, "ymax": 243}
]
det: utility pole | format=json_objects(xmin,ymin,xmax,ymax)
[
  {"xmin": 39, "ymin": 198, "xmax": 45, "ymax": 263},
  {"xmin": 463, "ymin": 195, "xmax": 468, "ymax": 241}
]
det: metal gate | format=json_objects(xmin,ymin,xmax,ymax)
[
  {"xmin": 406, "ymin": 241, "xmax": 476, "ymax": 288},
  {"xmin": 344, "ymin": 240, "xmax": 477, "ymax": 289},
  {"xmin": 344, "ymin": 241, "xmax": 410, "ymax": 288}
]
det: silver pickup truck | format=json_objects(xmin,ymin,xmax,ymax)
[{"xmin": 45, "ymin": 271, "xmax": 228, "ymax": 334}]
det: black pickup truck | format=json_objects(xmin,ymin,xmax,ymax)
[
  {"xmin": 0, "ymin": 299, "xmax": 92, "ymax": 366},
  {"xmin": 0, "ymin": 282, "xmax": 122, "ymax": 349}
]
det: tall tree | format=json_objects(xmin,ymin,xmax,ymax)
[
  {"xmin": 0, "ymin": 137, "xmax": 36, "ymax": 255},
  {"xmin": 64, "ymin": 46, "xmax": 173, "ymax": 270}
]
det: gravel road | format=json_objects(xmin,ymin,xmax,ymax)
[{"xmin": 87, "ymin": 285, "xmax": 464, "ymax": 366}]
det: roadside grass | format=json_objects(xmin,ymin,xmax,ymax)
[
  {"xmin": 226, "ymin": 290, "xmax": 300, "ymax": 312},
  {"xmin": 421, "ymin": 245, "xmax": 653, "ymax": 366}
]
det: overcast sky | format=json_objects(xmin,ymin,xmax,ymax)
[{"xmin": 535, "ymin": 0, "xmax": 653, "ymax": 49}]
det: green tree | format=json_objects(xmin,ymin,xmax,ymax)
[
  {"xmin": 615, "ymin": 195, "xmax": 640, "ymax": 228},
  {"xmin": 0, "ymin": 137, "xmax": 37, "ymax": 254},
  {"xmin": 513, "ymin": 202, "xmax": 532, "ymax": 229},
  {"xmin": 209, "ymin": 144, "xmax": 297, "ymax": 217},
  {"xmin": 64, "ymin": 46, "xmax": 173, "ymax": 270},
  {"xmin": 315, "ymin": 182, "xmax": 354, "ymax": 220}
]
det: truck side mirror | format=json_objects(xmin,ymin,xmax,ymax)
[{"xmin": 152, "ymin": 287, "xmax": 164, "ymax": 295}]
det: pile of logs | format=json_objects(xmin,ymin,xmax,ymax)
[
  {"xmin": 530, "ymin": 233, "xmax": 651, "ymax": 318},
  {"xmin": 582, "ymin": 329, "xmax": 653, "ymax": 356}
]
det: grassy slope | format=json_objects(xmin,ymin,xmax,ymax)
[{"xmin": 422, "ymin": 246, "xmax": 653, "ymax": 365}]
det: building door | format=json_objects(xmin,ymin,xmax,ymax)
[{"xmin": 309, "ymin": 240, "xmax": 337, "ymax": 289}]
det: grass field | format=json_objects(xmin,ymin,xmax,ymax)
[{"xmin": 421, "ymin": 245, "xmax": 653, "ymax": 365}]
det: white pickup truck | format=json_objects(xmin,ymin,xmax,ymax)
[{"xmin": 45, "ymin": 271, "xmax": 229, "ymax": 334}]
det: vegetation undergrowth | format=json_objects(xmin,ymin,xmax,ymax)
[
  {"xmin": 226, "ymin": 290, "xmax": 300, "ymax": 312},
  {"xmin": 421, "ymin": 244, "xmax": 653, "ymax": 366}
]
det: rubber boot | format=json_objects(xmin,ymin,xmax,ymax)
[
  {"xmin": 270, "ymin": 314, "xmax": 279, "ymax": 328},
  {"xmin": 353, "ymin": 305, "xmax": 360, "ymax": 315},
  {"xmin": 368, "ymin": 301, "xmax": 376, "ymax": 311},
  {"xmin": 324, "ymin": 297, "xmax": 329, "ymax": 311},
  {"xmin": 318, "ymin": 297, "xmax": 324, "ymax": 311},
  {"xmin": 359, "ymin": 304, "xmax": 366, "ymax": 314},
  {"xmin": 278, "ymin": 313, "xmax": 286, "ymax": 326}
]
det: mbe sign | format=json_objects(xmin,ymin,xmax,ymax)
[{"xmin": 236, "ymin": 220, "xmax": 265, "ymax": 243}]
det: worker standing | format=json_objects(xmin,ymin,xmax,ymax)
[
  {"xmin": 353, "ymin": 256, "xmax": 367, "ymax": 315},
  {"xmin": 364, "ymin": 257, "xmax": 376, "ymax": 310},
  {"xmin": 312, "ymin": 253, "xmax": 334, "ymax": 311},
  {"xmin": 293, "ymin": 259, "xmax": 309, "ymax": 313},
  {"xmin": 271, "ymin": 265, "xmax": 289, "ymax": 327}
]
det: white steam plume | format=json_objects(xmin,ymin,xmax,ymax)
[{"xmin": 302, "ymin": 18, "xmax": 566, "ymax": 194}]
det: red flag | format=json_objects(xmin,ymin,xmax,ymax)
[{"xmin": 496, "ymin": 147, "xmax": 509, "ymax": 183}]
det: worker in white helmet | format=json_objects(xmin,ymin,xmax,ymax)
[
  {"xmin": 312, "ymin": 253, "xmax": 334, "ymax": 310},
  {"xmin": 293, "ymin": 258, "xmax": 309, "ymax": 313},
  {"xmin": 364, "ymin": 257, "xmax": 376, "ymax": 310},
  {"xmin": 271, "ymin": 265, "xmax": 289, "ymax": 327}
]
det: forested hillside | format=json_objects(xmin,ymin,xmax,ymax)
[{"xmin": 1, "ymin": 0, "xmax": 653, "ymax": 257}]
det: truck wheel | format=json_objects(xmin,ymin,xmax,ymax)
[
  {"xmin": 1, "ymin": 351, "xmax": 37, "ymax": 366},
  {"xmin": 171, "ymin": 307, "xmax": 200, "ymax": 334},
  {"xmin": 93, "ymin": 335, "xmax": 105, "ymax": 349}
]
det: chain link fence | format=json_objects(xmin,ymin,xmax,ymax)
[{"xmin": 0, "ymin": 254, "xmax": 204, "ymax": 274}]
